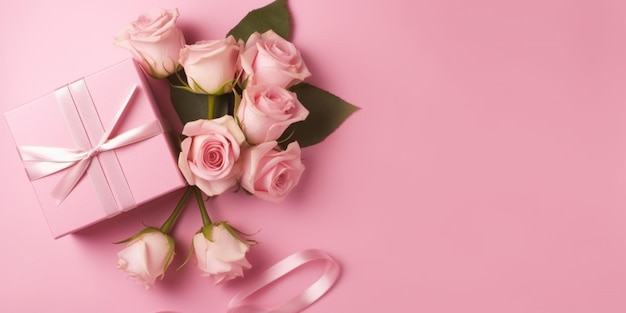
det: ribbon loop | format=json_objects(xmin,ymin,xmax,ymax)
[{"xmin": 227, "ymin": 249, "xmax": 341, "ymax": 313}]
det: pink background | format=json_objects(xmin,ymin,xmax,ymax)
[{"xmin": 1, "ymin": 0, "xmax": 625, "ymax": 312}]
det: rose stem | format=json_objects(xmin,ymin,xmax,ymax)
[
  {"xmin": 194, "ymin": 186, "xmax": 213, "ymax": 226},
  {"xmin": 207, "ymin": 95, "xmax": 216, "ymax": 120},
  {"xmin": 160, "ymin": 186, "xmax": 193, "ymax": 234}
]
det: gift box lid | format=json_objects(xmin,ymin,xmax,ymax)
[{"xmin": 4, "ymin": 58, "xmax": 187, "ymax": 238}]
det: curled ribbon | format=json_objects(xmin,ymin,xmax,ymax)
[
  {"xmin": 226, "ymin": 249, "xmax": 341, "ymax": 313},
  {"xmin": 18, "ymin": 84, "xmax": 163, "ymax": 205},
  {"xmin": 154, "ymin": 249, "xmax": 340, "ymax": 313}
]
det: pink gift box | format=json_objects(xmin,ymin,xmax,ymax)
[{"xmin": 4, "ymin": 59, "xmax": 187, "ymax": 239}]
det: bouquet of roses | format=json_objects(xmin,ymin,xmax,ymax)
[{"xmin": 112, "ymin": 0, "xmax": 357, "ymax": 288}]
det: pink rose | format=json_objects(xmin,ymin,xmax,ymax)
[
  {"xmin": 115, "ymin": 8, "xmax": 186, "ymax": 78},
  {"xmin": 240, "ymin": 141, "xmax": 305, "ymax": 202},
  {"xmin": 193, "ymin": 223, "xmax": 252, "ymax": 284},
  {"xmin": 236, "ymin": 84, "xmax": 309, "ymax": 144},
  {"xmin": 117, "ymin": 229, "xmax": 175, "ymax": 289},
  {"xmin": 240, "ymin": 30, "xmax": 311, "ymax": 88},
  {"xmin": 179, "ymin": 36, "xmax": 243, "ymax": 94},
  {"xmin": 178, "ymin": 116, "xmax": 246, "ymax": 196}
]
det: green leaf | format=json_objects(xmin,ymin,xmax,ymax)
[
  {"xmin": 227, "ymin": 0, "xmax": 291, "ymax": 41},
  {"xmin": 112, "ymin": 227, "xmax": 160, "ymax": 244},
  {"xmin": 169, "ymin": 83, "xmax": 234, "ymax": 124},
  {"xmin": 176, "ymin": 237, "xmax": 197, "ymax": 271},
  {"xmin": 161, "ymin": 235, "xmax": 176, "ymax": 278},
  {"xmin": 279, "ymin": 83, "xmax": 359, "ymax": 149},
  {"xmin": 220, "ymin": 222, "xmax": 240, "ymax": 241}
]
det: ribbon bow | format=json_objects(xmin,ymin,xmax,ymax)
[{"xmin": 19, "ymin": 84, "xmax": 163, "ymax": 205}]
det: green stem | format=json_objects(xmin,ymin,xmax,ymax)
[
  {"xmin": 208, "ymin": 95, "xmax": 216, "ymax": 120},
  {"xmin": 175, "ymin": 71, "xmax": 186, "ymax": 87},
  {"xmin": 160, "ymin": 186, "xmax": 193, "ymax": 234},
  {"xmin": 194, "ymin": 186, "xmax": 213, "ymax": 226}
]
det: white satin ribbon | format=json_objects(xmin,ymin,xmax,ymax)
[
  {"xmin": 18, "ymin": 84, "xmax": 163, "ymax": 205},
  {"xmin": 226, "ymin": 249, "xmax": 341, "ymax": 313}
]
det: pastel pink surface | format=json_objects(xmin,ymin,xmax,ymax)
[{"xmin": 1, "ymin": 0, "xmax": 625, "ymax": 312}]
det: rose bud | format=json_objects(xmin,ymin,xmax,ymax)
[
  {"xmin": 193, "ymin": 223, "xmax": 252, "ymax": 284},
  {"xmin": 179, "ymin": 36, "xmax": 243, "ymax": 95},
  {"xmin": 114, "ymin": 8, "xmax": 186, "ymax": 78},
  {"xmin": 116, "ymin": 229, "xmax": 175, "ymax": 289}
]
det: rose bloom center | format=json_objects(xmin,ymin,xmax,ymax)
[
  {"xmin": 267, "ymin": 41, "xmax": 295, "ymax": 62},
  {"xmin": 201, "ymin": 142, "xmax": 225, "ymax": 170},
  {"xmin": 265, "ymin": 92, "xmax": 293, "ymax": 112},
  {"xmin": 272, "ymin": 167, "xmax": 292, "ymax": 193}
]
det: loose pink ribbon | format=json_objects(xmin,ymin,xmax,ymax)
[
  {"xmin": 19, "ymin": 84, "xmax": 163, "ymax": 205},
  {"xmin": 155, "ymin": 249, "xmax": 340, "ymax": 313},
  {"xmin": 226, "ymin": 249, "xmax": 341, "ymax": 313}
]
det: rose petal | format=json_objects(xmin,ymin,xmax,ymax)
[
  {"xmin": 208, "ymin": 226, "xmax": 248, "ymax": 263},
  {"xmin": 117, "ymin": 240, "xmax": 150, "ymax": 277},
  {"xmin": 178, "ymin": 138, "xmax": 196, "ymax": 185}
]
